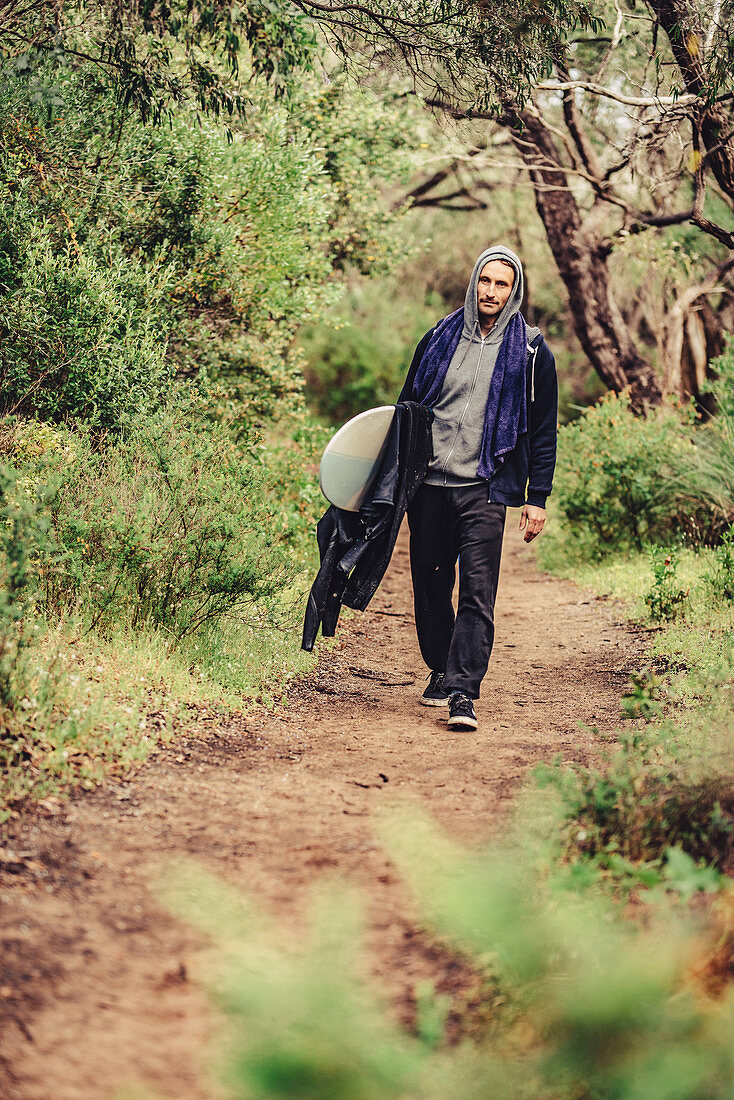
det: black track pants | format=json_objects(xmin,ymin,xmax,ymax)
[{"xmin": 407, "ymin": 482, "xmax": 506, "ymax": 699}]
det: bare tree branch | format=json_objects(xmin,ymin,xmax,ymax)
[
  {"xmin": 534, "ymin": 79, "xmax": 700, "ymax": 108},
  {"xmin": 554, "ymin": 47, "xmax": 606, "ymax": 186},
  {"xmin": 704, "ymin": 0, "xmax": 723, "ymax": 55}
]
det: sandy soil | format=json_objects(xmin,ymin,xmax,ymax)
[{"xmin": 0, "ymin": 519, "xmax": 643, "ymax": 1099}]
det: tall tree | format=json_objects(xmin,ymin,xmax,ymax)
[
  {"xmin": 293, "ymin": 0, "xmax": 734, "ymax": 404},
  {"xmin": 408, "ymin": 3, "xmax": 734, "ymax": 403}
]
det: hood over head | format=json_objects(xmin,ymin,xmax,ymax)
[{"xmin": 463, "ymin": 245, "xmax": 524, "ymax": 341}]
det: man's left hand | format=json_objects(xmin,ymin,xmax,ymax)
[{"xmin": 519, "ymin": 504, "xmax": 546, "ymax": 543}]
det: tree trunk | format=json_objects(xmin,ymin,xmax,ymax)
[
  {"xmin": 659, "ymin": 256, "xmax": 734, "ymax": 400},
  {"xmin": 506, "ymin": 108, "xmax": 662, "ymax": 407}
]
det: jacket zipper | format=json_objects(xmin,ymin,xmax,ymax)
[{"xmin": 530, "ymin": 345, "xmax": 538, "ymax": 403}]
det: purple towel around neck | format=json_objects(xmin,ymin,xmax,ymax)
[
  {"xmin": 412, "ymin": 310, "xmax": 528, "ymax": 479},
  {"xmin": 411, "ymin": 307, "xmax": 464, "ymax": 406}
]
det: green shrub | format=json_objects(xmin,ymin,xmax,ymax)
[
  {"xmin": 259, "ymin": 419, "xmax": 334, "ymax": 557},
  {"xmin": 0, "ymin": 462, "xmax": 43, "ymax": 711},
  {"xmin": 299, "ymin": 284, "xmax": 442, "ymax": 423},
  {"xmin": 0, "ymin": 458, "xmax": 80, "ymax": 811},
  {"xmin": 552, "ymin": 391, "xmax": 697, "ymax": 560},
  {"xmin": 621, "ymin": 667, "xmax": 665, "ymax": 721},
  {"xmin": 0, "ymin": 201, "xmax": 175, "ymax": 434},
  {"xmin": 644, "ymin": 547, "xmax": 689, "ymax": 622},
  {"xmin": 170, "ymin": 818, "xmax": 734, "ymax": 1100},
  {"xmin": 535, "ymin": 717, "xmax": 734, "ymax": 870},
  {"xmin": 167, "ymin": 872, "xmax": 425, "ymax": 1100},
  {"xmin": 0, "ymin": 60, "xmax": 420, "ymax": 436},
  {"xmin": 702, "ymin": 332, "xmax": 734, "ymax": 422},
  {"xmin": 302, "ymin": 317, "xmax": 404, "ymax": 422},
  {"xmin": 7, "ymin": 409, "xmax": 299, "ymax": 644}
]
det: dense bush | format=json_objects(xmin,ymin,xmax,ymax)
[
  {"xmin": 0, "ymin": 457, "xmax": 71, "ymax": 805},
  {"xmin": 551, "ymin": 391, "xmax": 698, "ymax": 559},
  {"xmin": 644, "ymin": 547, "xmax": 689, "ymax": 622},
  {"xmin": 537, "ymin": 722, "xmax": 734, "ymax": 869},
  {"xmin": 0, "ymin": 407, "xmax": 331, "ymax": 811},
  {"xmin": 706, "ymin": 524, "xmax": 734, "ymax": 601},
  {"xmin": 0, "ymin": 32, "xmax": 421, "ymax": 711},
  {"xmin": 0, "ymin": 203, "xmax": 175, "ymax": 432},
  {"xmin": 171, "ymin": 819, "xmax": 734, "ymax": 1100},
  {"xmin": 0, "ymin": 56, "xmax": 420, "ymax": 434},
  {"xmin": 5, "ymin": 411, "xmax": 305, "ymax": 644}
]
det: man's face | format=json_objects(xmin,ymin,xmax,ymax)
[{"xmin": 477, "ymin": 260, "xmax": 515, "ymax": 332}]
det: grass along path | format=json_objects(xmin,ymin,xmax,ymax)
[{"xmin": 0, "ymin": 515, "xmax": 643, "ymax": 1099}]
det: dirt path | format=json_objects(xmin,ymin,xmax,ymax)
[{"xmin": 0, "ymin": 520, "xmax": 642, "ymax": 1099}]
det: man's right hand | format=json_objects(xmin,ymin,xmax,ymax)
[{"xmin": 519, "ymin": 504, "xmax": 546, "ymax": 543}]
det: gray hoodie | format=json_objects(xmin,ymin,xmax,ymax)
[{"xmin": 424, "ymin": 245, "xmax": 540, "ymax": 488}]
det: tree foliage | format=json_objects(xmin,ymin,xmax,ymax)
[
  {"xmin": 0, "ymin": 21, "xmax": 421, "ymax": 427},
  {"xmin": 290, "ymin": 0, "xmax": 604, "ymax": 110},
  {"xmin": 1, "ymin": 0, "xmax": 316, "ymax": 122}
]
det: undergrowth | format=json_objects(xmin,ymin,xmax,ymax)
[
  {"xmin": 536, "ymin": 516, "xmax": 734, "ymax": 894},
  {"xmin": 0, "ymin": 32, "xmax": 418, "ymax": 823},
  {"xmin": 163, "ymin": 809, "xmax": 734, "ymax": 1100},
  {"xmin": 0, "ymin": 410, "xmax": 328, "ymax": 823}
]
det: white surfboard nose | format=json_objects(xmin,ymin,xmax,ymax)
[{"xmin": 319, "ymin": 406, "xmax": 396, "ymax": 512}]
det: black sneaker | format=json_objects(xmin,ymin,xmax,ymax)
[
  {"xmin": 447, "ymin": 692, "xmax": 477, "ymax": 730},
  {"xmin": 420, "ymin": 671, "xmax": 449, "ymax": 707}
]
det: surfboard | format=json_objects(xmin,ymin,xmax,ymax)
[{"xmin": 319, "ymin": 405, "xmax": 396, "ymax": 512}]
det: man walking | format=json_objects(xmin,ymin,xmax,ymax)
[{"xmin": 398, "ymin": 245, "xmax": 558, "ymax": 731}]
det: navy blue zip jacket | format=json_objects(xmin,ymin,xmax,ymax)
[{"xmin": 398, "ymin": 327, "xmax": 558, "ymax": 508}]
